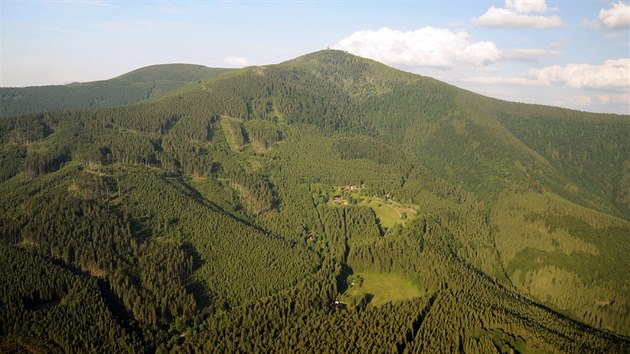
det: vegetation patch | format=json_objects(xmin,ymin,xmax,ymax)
[
  {"xmin": 339, "ymin": 272, "xmax": 423, "ymax": 307},
  {"xmin": 358, "ymin": 196, "xmax": 418, "ymax": 229},
  {"xmin": 476, "ymin": 329, "xmax": 527, "ymax": 354},
  {"xmin": 219, "ymin": 116, "xmax": 246, "ymax": 151},
  {"xmin": 0, "ymin": 338, "xmax": 44, "ymax": 354},
  {"xmin": 507, "ymin": 213, "xmax": 629, "ymax": 285},
  {"xmin": 333, "ymin": 136, "xmax": 392, "ymax": 164},
  {"xmin": 326, "ymin": 185, "xmax": 418, "ymax": 229},
  {"xmin": 243, "ymin": 119, "xmax": 282, "ymax": 152},
  {"xmin": 1, "ymin": 49, "xmax": 629, "ymax": 351},
  {"xmin": 493, "ymin": 191, "xmax": 630, "ymax": 335},
  {"xmin": 189, "ymin": 176, "xmax": 239, "ymax": 212}
]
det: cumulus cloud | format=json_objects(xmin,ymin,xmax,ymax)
[
  {"xmin": 334, "ymin": 27, "xmax": 501, "ymax": 68},
  {"xmin": 223, "ymin": 56, "xmax": 252, "ymax": 67},
  {"xmin": 473, "ymin": 0, "xmax": 563, "ymax": 28},
  {"xmin": 530, "ymin": 59, "xmax": 630, "ymax": 88},
  {"xmin": 599, "ymin": 2, "xmax": 630, "ymax": 29},
  {"xmin": 506, "ymin": 0, "xmax": 548, "ymax": 14},
  {"xmin": 463, "ymin": 59, "xmax": 630, "ymax": 89}
]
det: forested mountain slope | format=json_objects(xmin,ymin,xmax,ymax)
[
  {"xmin": 0, "ymin": 64, "xmax": 231, "ymax": 117},
  {"xmin": 0, "ymin": 50, "xmax": 628, "ymax": 352}
]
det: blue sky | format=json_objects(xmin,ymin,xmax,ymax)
[{"xmin": 1, "ymin": 0, "xmax": 629, "ymax": 114}]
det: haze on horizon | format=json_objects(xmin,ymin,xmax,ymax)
[{"xmin": 1, "ymin": 0, "xmax": 629, "ymax": 114}]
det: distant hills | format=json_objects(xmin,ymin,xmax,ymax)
[
  {"xmin": 0, "ymin": 50, "xmax": 628, "ymax": 352},
  {"xmin": 0, "ymin": 64, "xmax": 231, "ymax": 116}
]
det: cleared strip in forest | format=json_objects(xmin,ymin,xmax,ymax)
[
  {"xmin": 396, "ymin": 290, "xmax": 440, "ymax": 354},
  {"xmin": 169, "ymin": 176, "xmax": 290, "ymax": 243}
]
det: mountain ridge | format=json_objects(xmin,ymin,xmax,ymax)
[
  {"xmin": 142, "ymin": 50, "xmax": 629, "ymax": 218},
  {"xmin": 0, "ymin": 49, "xmax": 628, "ymax": 352},
  {"xmin": 0, "ymin": 63, "xmax": 232, "ymax": 117}
]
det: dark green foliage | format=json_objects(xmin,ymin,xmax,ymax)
[
  {"xmin": 0, "ymin": 167, "xmax": 198, "ymax": 349},
  {"xmin": 112, "ymin": 166, "xmax": 319, "ymax": 308},
  {"xmin": 0, "ymin": 244, "xmax": 143, "ymax": 353},
  {"xmin": 0, "ymin": 64, "xmax": 231, "ymax": 117},
  {"xmin": 0, "ymin": 143, "xmax": 27, "ymax": 182},
  {"xmin": 334, "ymin": 136, "xmax": 393, "ymax": 164},
  {"xmin": 243, "ymin": 119, "xmax": 283, "ymax": 151},
  {"xmin": 173, "ymin": 214, "xmax": 629, "ymax": 353},
  {"xmin": 512, "ymin": 213, "xmax": 630, "ymax": 285},
  {"xmin": 1, "ymin": 50, "xmax": 629, "ymax": 352},
  {"xmin": 229, "ymin": 173, "xmax": 278, "ymax": 215},
  {"xmin": 494, "ymin": 103, "xmax": 630, "ymax": 216}
]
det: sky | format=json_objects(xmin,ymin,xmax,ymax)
[{"xmin": 1, "ymin": 0, "xmax": 629, "ymax": 114}]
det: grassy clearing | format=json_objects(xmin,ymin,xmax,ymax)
[
  {"xmin": 327, "ymin": 192, "xmax": 418, "ymax": 228},
  {"xmin": 219, "ymin": 116, "xmax": 246, "ymax": 152},
  {"xmin": 358, "ymin": 196, "xmax": 418, "ymax": 229},
  {"xmin": 340, "ymin": 272, "xmax": 422, "ymax": 307}
]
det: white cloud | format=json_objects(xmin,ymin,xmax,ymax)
[
  {"xmin": 223, "ymin": 56, "xmax": 252, "ymax": 67},
  {"xmin": 580, "ymin": 19, "xmax": 600, "ymax": 30},
  {"xmin": 334, "ymin": 27, "xmax": 501, "ymax": 68},
  {"xmin": 502, "ymin": 48, "xmax": 561, "ymax": 60},
  {"xmin": 462, "ymin": 76, "xmax": 543, "ymax": 86},
  {"xmin": 463, "ymin": 59, "xmax": 630, "ymax": 89},
  {"xmin": 530, "ymin": 59, "xmax": 630, "ymax": 88},
  {"xmin": 599, "ymin": 2, "xmax": 630, "ymax": 29},
  {"xmin": 558, "ymin": 94, "xmax": 630, "ymax": 110},
  {"xmin": 506, "ymin": 0, "xmax": 548, "ymax": 14},
  {"xmin": 473, "ymin": 0, "xmax": 563, "ymax": 28}
]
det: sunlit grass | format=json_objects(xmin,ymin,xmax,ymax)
[
  {"xmin": 342, "ymin": 272, "xmax": 422, "ymax": 307},
  {"xmin": 359, "ymin": 196, "xmax": 418, "ymax": 229}
]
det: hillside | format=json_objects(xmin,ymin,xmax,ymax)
[
  {"xmin": 0, "ymin": 64, "xmax": 231, "ymax": 117},
  {"xmin": 0, "ymin": 50, "xmax": 628, "ymax": 352}
]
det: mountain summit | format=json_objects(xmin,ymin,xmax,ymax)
[{"xmin": 1, "ymin": 50, "xmax": 629, "ymax": 352}]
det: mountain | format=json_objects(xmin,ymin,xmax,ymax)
[
  {"xmin": 0, "ymin": 64, "xmax": 232, "ymax": 117},
  {"xmin": 0, "ymin": 50, "xmax": 628, "ymax": 353}
]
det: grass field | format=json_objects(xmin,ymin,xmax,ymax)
[
  {"xmin": 358, "ymin": 196, "xmax": 418, "ymax": 229},
  {"xmin": 341, "ymin": 272, "xmax": 422, "ymax": 307},
  {"xmin": 220, "ymin": 116, "xmax": 245, "ymax": 151},
  {"xmin": 326, "ymin": 188, "xmax": 418, "ymax": 229}
]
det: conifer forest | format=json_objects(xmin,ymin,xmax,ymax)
[{"xmin": 1, "ymin": 50, "xmax": 629, "ymax": 353}]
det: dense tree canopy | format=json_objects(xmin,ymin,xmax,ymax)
[{"xmin": 1, "ymin": 50, "xmax": 628, "ymax": 352}]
